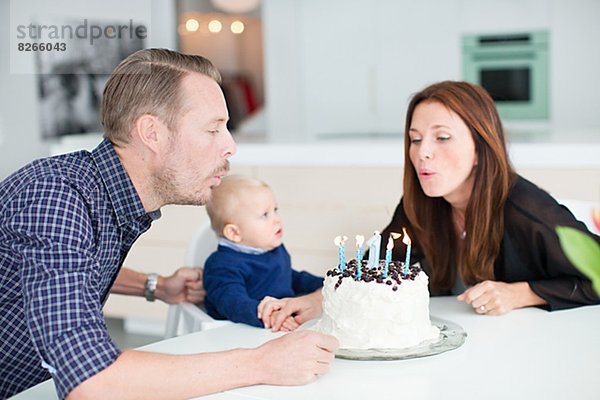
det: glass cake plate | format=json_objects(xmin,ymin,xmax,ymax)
[{"xmin": 303, "ymin": 316, "xmax": 466, "ymax": 361}]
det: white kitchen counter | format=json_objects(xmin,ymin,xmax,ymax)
[
  {"xmin": 229, "ymin": 140, "xmax": 600, "ymax": 168},
  {"xmin": 51, "ymin": 133, "xmax": 600, "ymax": 168}
]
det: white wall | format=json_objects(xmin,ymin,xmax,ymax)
[
  {"xmin": 0, "ymin": 0, "xmax": 47, "ymax": 179},
  {"xmin": 262, "ymin": 0, "xmax": 305, "ymax": 142},
  {"xmin": 263, "ymin": 0, "xmax": 600, "ymax": 141},
  {"xmin": 0, "ymin": 0, "xmax": 177, "ymax": 179},
  {"xmin": 550, "ymin": 0, "xmax": 600, "ymax": 132}
]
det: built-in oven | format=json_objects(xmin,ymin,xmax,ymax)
[{"xmin": 462, "ymin": 31, "xmax": 549, "ymax": 120}]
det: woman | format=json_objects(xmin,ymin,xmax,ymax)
[{"xmin": 381, "ymin": 81, "xmax": 600, "ymax": 315}]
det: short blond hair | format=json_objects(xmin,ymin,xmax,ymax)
[
  {"xmin": 101, "ymin": 48, "xmax": 221, "ymax": 146},
  {"xmin": 206, "ymin": 175, "xmax": 270, "ymax": 236}
]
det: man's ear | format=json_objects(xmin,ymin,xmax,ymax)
[
  {"xmin": 223, "ymin": 223, "xmax": 242, "ymax": 243},
  {"xmin": 133, "ymin": 114, "xmax": 162, "ymax": 153}
]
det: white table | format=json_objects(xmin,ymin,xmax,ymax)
[{"xmin": 12, "ymin": 297, "xmax": 600, "ymax": 400}]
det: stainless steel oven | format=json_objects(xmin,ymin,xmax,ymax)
[{"xmin": 463, "ymin": 31, "xmax": 549, "ymax": 120}]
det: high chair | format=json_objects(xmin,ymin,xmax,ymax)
[{"xmin": 164, "ymin": 223, "xmax": 231, "ymax": 338}]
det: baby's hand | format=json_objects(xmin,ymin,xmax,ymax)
[
  {"xmin": 257, "ymin": 296, "xmax": 302, "ymax": 331},
  {"xmin": 258, "ymin": 296, "xmax": 286, "ymax": 328},
  {"xmin": 258, "ymin": 296, "xmax": 283, "ymax": 317}
]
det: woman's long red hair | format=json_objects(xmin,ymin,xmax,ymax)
[{"xmin": 403, "ymin": 81, "xmax": 516, "ymax": 290}]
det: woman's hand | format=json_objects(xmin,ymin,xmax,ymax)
[
  {"xmin": 457, "ymin": 280, "xmax": 546, "ymax": 315},
  {"xmin": 257, "ymin": 291, "xmax": 323, "ymax": 331},
  {"xmin": 270, "ymin": 312, "xmax": 301, "ymax": 332}
]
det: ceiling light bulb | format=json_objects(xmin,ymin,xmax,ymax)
[
  {"xmin": 185, "ymin": 18, "xmax": 199, "ymax": 32},
  {"xmin": 208, "ymin": 19, "xmax": 223, "ymax": 33},
  {"xmin": 230, "ymin": 20, "xmax": 245, "ymax": 34}
]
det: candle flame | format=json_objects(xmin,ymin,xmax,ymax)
[
  {"xmin": 402, "ymin": 227, "xmax": 411, "ymax": 245},
  {"xmin": 387, "ymin": 236, "xmax": 394, "ymax": 250},
  {"xmin": 334, "ymin": 235, "xmax": 348, "ymax": 246},
  {"xmin": 390, "ymin": 232, "xmax": 401, "ymax": 240},
  {"xmin": 355, "ymin": 235, "xmax": 364, "ymax": 248}
]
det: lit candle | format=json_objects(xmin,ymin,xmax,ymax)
[
  {"xmin": 402, "ymin": 227, "xmax": 411, "ymax": 275},
  {"xmin": 334, "ymin": 235, "xmax": 348, "ymax": 272},
  {"xmin": 383, "ymin": 236, "xmax": 393, "ymax": 278},
  {"xmin": 384, "ymin": 232, "xmax": 401, "ymax": 278},
  {"xmin": 366, "ymin": 231, "xmax": 381, "ymax": 269},
  {"xmin": 355, "ymin": 235, "xmax": 365, "ymax": 279}
]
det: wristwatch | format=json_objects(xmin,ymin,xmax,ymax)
[{"xmin": 144, "ymin": 273, "xmax": 159, "ymax": 302}]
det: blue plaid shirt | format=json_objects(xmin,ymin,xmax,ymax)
[{"xmin": 0, "ymin": 139, "xmax": 160, "ymax": 398}]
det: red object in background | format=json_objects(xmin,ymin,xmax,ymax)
[
  {"xmin": 221, "ymin": 75, "xmax": 259, "ymax": 130},
  {"xmin": 238, "ymin": 77, "xmax": 258, "ymax": 114}
]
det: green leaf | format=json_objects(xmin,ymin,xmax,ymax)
[{"xmin": 556, "ymin": 226, "xmax": 600, "ymax": 295}]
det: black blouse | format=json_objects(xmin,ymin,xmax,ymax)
[{"xmin": 380, "ymin": 176, "xmax": 600, "ymax": 311}]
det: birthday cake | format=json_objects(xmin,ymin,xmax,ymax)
[{"xmin": 313, "ymin": 260, "xmax": 440, "ymax": 350}]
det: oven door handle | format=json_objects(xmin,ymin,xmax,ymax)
[{"xmin": 471, "ymin": 52, "xmax": 536, "ymax": 61}]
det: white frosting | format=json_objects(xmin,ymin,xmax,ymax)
[{"xmin": 314, "ymin": 269, "xmax": 440, "ymax": 349}]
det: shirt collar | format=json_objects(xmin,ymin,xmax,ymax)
[
  {"xmin": 218, "ymin": 237, "xmax": 267, "ymax": 255},
  {"xmin": 91, "ymin": 139, "xmax": 160, "ymax": 225}
]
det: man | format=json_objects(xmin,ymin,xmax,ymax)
[{"xmin": 0, "ymin": 48, "xmax": 337, "ymax": 399}]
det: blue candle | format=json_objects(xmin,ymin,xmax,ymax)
[
  {"xmin": 355, "ymin": 235, "xmax": 364, "ymax": 279},
  {"xmin": 402, "ymin": 227, "xmax": 411, "ymax": 275},
  {"xmin": 334, "ymin": 235, "xmax": 348, "ymax": 272},
  {"xmin": 383, "ymin": 236, "xmax": 393, "ymax": 278}
]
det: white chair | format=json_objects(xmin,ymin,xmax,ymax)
[{"xmin": 164, "ymin": 223, "xmax": 231, "ymax": 338}]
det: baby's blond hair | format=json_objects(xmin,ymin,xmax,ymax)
[{"xmin": 205, "ymin": 175, "xmax": 270, "ymax": 236}]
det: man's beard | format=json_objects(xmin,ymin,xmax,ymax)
[{"xmin": 154, "ymin": 160, "xmax": 230, "ymax": 206}]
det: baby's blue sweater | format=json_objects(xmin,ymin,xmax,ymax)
[{"xmin": 203, "ymin": 244, "xmax": 323, "ymax": 327}]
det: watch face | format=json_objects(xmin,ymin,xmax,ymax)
[{"xmin": 145, "ymin": 273, "xmax": 158, "ymax": 301}]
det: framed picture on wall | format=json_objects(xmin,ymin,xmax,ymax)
[{"xmin": 35, "ymin": 18, "xmax": 146, "ymax": 139}]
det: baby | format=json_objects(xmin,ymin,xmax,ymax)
[{"xmin": 203, "ymin": 175, "xmax": 323, "ymax": 330}]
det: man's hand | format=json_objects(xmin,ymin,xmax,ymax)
[
  {"xmin": 254, "ymin": 330, "xmax": 339, "ymax": 386},
  {"xmin": 156, "ymin": 267, "xmax": 205, "ymax": 305},
  {"xmin": 69, "ymin": 330, "xmax": 339, "ymax": 399}
]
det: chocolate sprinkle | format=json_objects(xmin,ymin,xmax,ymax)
[{"xmin": 329, "ymin": 260, "xmax": 421, "ymax": 289}]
